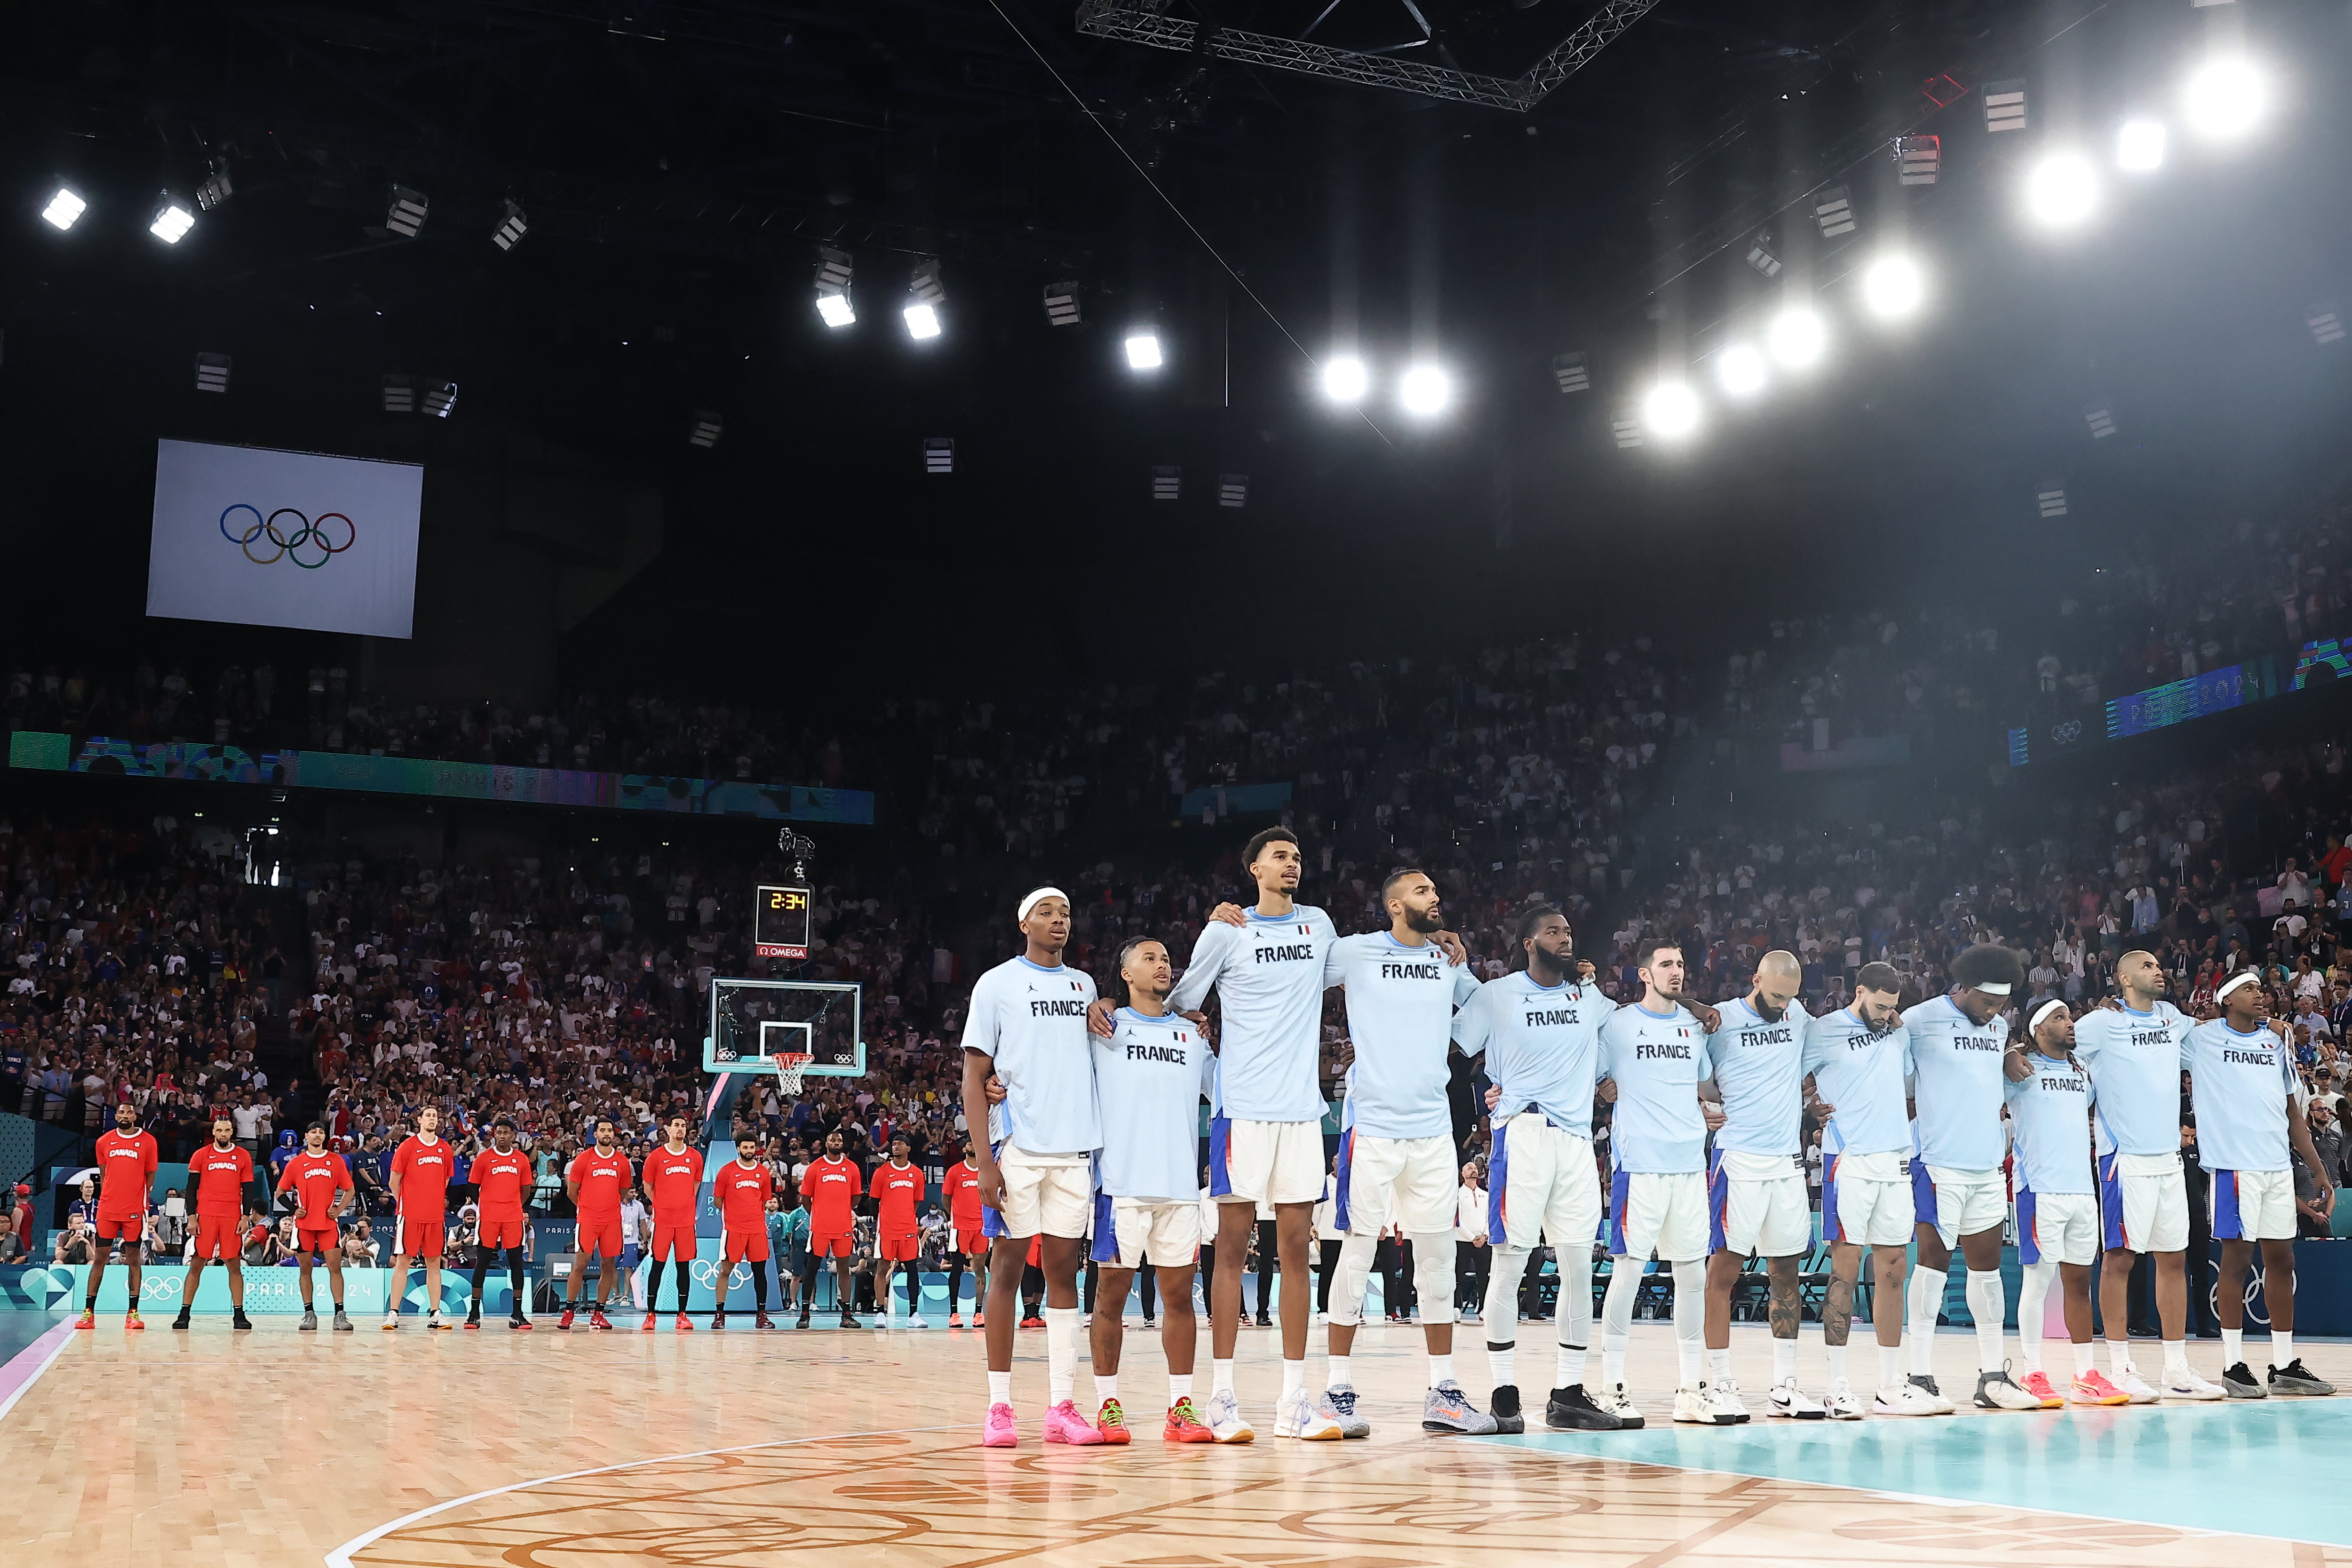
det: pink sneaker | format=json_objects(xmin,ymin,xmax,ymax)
[
  {"xmin": 2018, "ymin": 1370, "xmax": 2063, "ymax": 1409},
  {"xmin": 981, "ymin": 1403, "xmax": 1018, "ymax": 1448},
  {"xmin": 1042, "ymin": 1399, "xmax": 1108, "ymax": 1445},
  {"xmin": 2071, "ymin": 1370, "xmax": 2130, "ymax": 1406}
]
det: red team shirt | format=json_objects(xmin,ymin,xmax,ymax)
[
  {"xmin": 568, "ymin": 1147, "xmax": 633, "ymax": 1257},
  {"xmin": 276, "ymin": 1151, "xmax": 354, "ymax": 1231},
  {"xmin": 715, "ymin": 1159, "xmax": 775, "ymax": 1262},
  {"xmin": 188, "ymin": 1142, "xmax": 254, "ymax": 1261},
  {"xmin": 872, "ymin": 1162, "xmax": 923, "ymax": 1238},
  {"xmin": 472, "ymin": 1147, "xmax": 532, "ymax": 1222},
  {"xmin": 946, "ymin": 1160, "xmax": 983, "ymax": 1247},
  {"xmin": 644, "ymin": 1146, "xmax": 706, "ymax": 1225},
  {"xmin": 390, "ymin": 1135, "xmax": 455, "ymax": 1218},
  {"xmin": 803, "ymin": 1155, "xmax": 863, "ymax": 1247},
  {"xmin": 92, "ymin": 1128, "xmax": 159, "ymax": 1238}
]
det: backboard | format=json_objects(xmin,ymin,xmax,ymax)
[{"xmin": 703, "ymin": 976, "xmax": 863, "ymax": 1078}]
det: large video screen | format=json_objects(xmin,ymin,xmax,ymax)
[{"xmin": 145, "ymin": 438, "xmax": 423, "ymax": 639}]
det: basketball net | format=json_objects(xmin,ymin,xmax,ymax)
[{"xmin": 773, "ymin": 1052, "xmax": 813, "ymax": 1097}]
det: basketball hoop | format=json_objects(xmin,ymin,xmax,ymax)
[{"xmin": 773, "ymin": 1051, "xmax": 814, "ymax": 1097}]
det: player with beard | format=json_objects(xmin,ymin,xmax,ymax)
[
  {"xmin": 276, "ymin": 1122, "xmax": 355, "ymax": 1330},
  {"xmin": 82, "ymin": 1102, "xmax": 158, "ymax": 1330},
  {"xmin": 467, "ymin": 1117, "xmax": 534, "ymax": 1330}
]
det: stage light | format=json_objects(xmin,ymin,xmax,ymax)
[
  {"xmin": 1399, "ymin": 364, "xmax": 1451, "ymax": 416},
  {"xmin": 423, "ymin": 381, "xmax": 457, "ymax": 418},
  {"xmin": 924, "ymin": 437, "xmax": 954, "ymax": 474},
  {"xmin": 1125, "ymin": 331, "xmax": 1163, "ymax": 371},
  {"xmin": 2085, "ymin": 401, "xmax": 2116, "ymax": 438},
  {"xmin": 905, "ymin": 259, "xmax": 945, "ymax": 340},
  {"xmin": 2184, "ymin": 58, "xmax": 2265, "ymax": 141},
  {"xmin": 1219, "ymin": 474, "xmax": 1248, "ymax": 508},
  {"xmin": 1716, "ymin": 344, "xmax": 1766, "ymax": 397},
  {"xmin": 1860, "ymin": 255, "xmax": 1923, "ymax": 319},
  {"xmin": 195, "ymin": 160, "xmax": 233, "ymax": 212},
  {"xmin": 813, "ymin": 247, "xmax": 854, "ymax": 328},
  {"xmin": 493, "ymin": 200, "xmax": 529, "ymax": 251},
  {"xmin": 903, "ymin": 302, "xmax": 941, "ymax": 340},
  {"xmin": 1322, "ymin": 355, "xmax": 1368, "ymax": 403},
  {"xmin": 1642, "ymin": 382, "xmax": 1700, "ymax": 439},
  {"xmin": 194, "ymin": 352, "xmax": 231, "ymax": 394},
  {"xmin": 2117, "ymin": 119, "xmax": 2166, "ymax": 172},
  {"xmin": 688, "ymin": 410, "xmax": 723, "ymax": 449},
  {"xmin": 2023, "ymin": 153, "xmax": 2099, "ymax": 227},
  {"xmin": 1745, "ymin": 230, "xmax": 1782, "ymax": 278},
  {"xmin": 2305, "ymin": 302, "xmax": 2345, "ymax": 346},
  {"xmin": 1895, "ymin": 135, "xmax": 1941, "ymax": 185},
  {"xmin": 1043, "ymin": 281, "xmax": 1082, "ymax": 326},
  {"xmin": 385, "ymin": 185, "xmax": 429, "ymax": 238},
  {"xmin": 382, "ymin": 374, "xmax": 415, "ymax": 414},
  {"xmin": 40, "ymin": 186, "xmax": 85, "ymax": 231},
  {"xmin": 1152, "ymin": 466, "xmax": 1181, "ymax": 501},
  {"xmin": 1768, "ymin": 308, "xmax": 1826, "ymax": 368},
  {"xmin": 1551, "ymin": 351, "xmax": 1590, "ymax": 393},
  {"xmin": 1984, "ymin": 79, "xmax": 2027, "ymax": 134},
  {"xmin": 149, "ymin": 195, "xmax": 196, "ymax": 244},
  {"xmin": 1813, "ymin": 184, "xmax": 1856, "ymax": 239},
  {"xmin": 2037, "ymin": 480, "xmax": 2068, "ymax": 519},
  {"xmin": 1610, "ymin": 409, "xmax": 1644, "ymax": 449}
]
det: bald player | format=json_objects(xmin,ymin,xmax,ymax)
[{"xmin": 1698, "ymin": 951, "xmax": 1824, "ymax": 1418}]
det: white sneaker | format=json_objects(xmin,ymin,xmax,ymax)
[
  {"xmin": 1769, "ymin": 1378, "xmax": 1828, "ymax": 1419},
  {"xmin": 1873, "ymin": 1381, "xmax": 1947, "ymax": 1417},
  {"xmin": 1824, "ymin": 1378, "xmax": 1865, "ymax": 1420},
  {"xmin": 1973, "ymin": 1367, "xmax": 2047, "ymax": 1411},
  {"xmin": 1203, "ymin": 1387, "xmax": 1255, "ymax": 1443},
  {"xmin": 381, "ymin": 1313, "xmax": 399, "ymax": 1331},
  {"xmin": 906, "ymin": 1315, "xmax": 929, "ymax": 1329},
  {"xmin": 1672, "ymin": 1382, "xmax": 1725, "ymax": 1425},
  {"xmin": 1597, "ymin": 1382, "xmax": 1646, "ymax": 1427},
  {"xmin": 2116, "ymin": 1369, "xmax": 2162, "ymax": 1405},
  {"xmin": 1907, "ymin": 1373, "xmax": 1957, "ymax": 1415},
  {"xmin": 1707, "ymin": 1378, "xmax": 1753, "ymax": 1423},
  {"xmin": 2162, "ymin": 1368, "xmax": 2227, "ymax": 1401},
  {"xmin": 1273, "ymin": 1386, "xmax": 1343, "ymax": 1439}
]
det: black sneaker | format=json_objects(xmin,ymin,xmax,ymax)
[
  {"xmin": 2222, "ymin": 1361, "xmax": 2269, "ymax": 1399},
  {"xmin": 231, "ymin": 1311, "xmax": 253, "ymax": 1331},
  {"xmin": 796, "ymin": 1311, "xmax": 811, "ymax": 1328},
  {"xmin": 1490, "ymin": 1382, "xmax": 1526, "ymax": 1434},
  {"xmin": 171, "ymin": 1312, "xmax": 191, "ymax": 1331},
  {"xmin": 1547, "ymin": 1383, "xmax": 1626, "ymax": 1430},
  {"xmin": 2269, "ymin": 1359, "xmax": 2337, "ymax": 1396},
  {"xmin": 1255, "ymin": 1310, "xmax": 1273, "ymax": 1327},
  {"xmin": 839, "ymin": 1312, "xmax": 862, "ymax": 1329}
]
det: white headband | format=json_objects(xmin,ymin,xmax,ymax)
[
  {"xmin": 1017, "ymin": 886, "xmax": 1071, "ymax": 924},
  {"xmin": 2029, "ymin": 998, "xmax": 2068, "ymax": 1033},
  {"xmin": 1973, "ymin": 981, "xmax": 2012, "ymax": 996},
  {"xmin": 2217, "ymin": 971, "xmax": 2261, "ymax": 1000}
]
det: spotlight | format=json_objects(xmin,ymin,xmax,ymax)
[
  {"xmin": 688, "ymin": 410, "xmax": 723, "ymax": 449},
  {"xmin": 1399, "ymin": 364, "xmax": 1451, "ymax": 416},
  {"xmin": 905, "ymin": 258, "xmax": 945, "ymax": 341},
  {"xmin": 382, "ymin": 374, "xmax": 415, "ymax": 414},
  {"xmin": 1768, "ymin": 308, "xmax": 1826, "ymax": 367},
  {"xmin": 1152, "ymin": 466, "xmax": 1181, "ymax": 501},
  {"xmin": 1745, "ymin": 230, "xmax": 1783, "ymax": 278},
  {"xmin": 1125, "ymin": 331, "xmax": 1164, "ymax": 371},
  {"xmin": 903, "ymin": 302, "xmax": 941, "ymax": 340},
  {"xmin": 194, "ymin": 352, "xmax": 231, "ymax": 394},
  {"xmin": 1219, "ymin": 474, "xmax": 1248, "ymax": 508},
  {"xmin": 1860, "ymin": 255, "xmax": 1923, "ymax": 319},
  {"xmin": 2117, "ymin": 119, "xmax": 2166, "ymax": 172},
  {"xmin": 1716, "ymin": 344, "xmax": 1766, "ymax": 397},
  {"xmin": 1813, "ymin": 184, "xmax": 1856, "ymax": 239},
  {"xmin": 385, "ymin": 185, "xmax": 429, "ymax": 238},
  {"xmin": 2023, "ymin": 153, "xmax": 2099, "ymax": 227},
  {"xmin": 1642, "ymin": 382, "xmax": 1700, "ymax": 439},
  {"xmin": 1610, "ymin": 409, "xmax": 1644, "ymax": 449},
  {"xmin": 423, "ymin": 381, "xmax": 457, "ymax": 418},
  {"xmin": 2085, "ymin": 401, "xmax": 2116, "ymax": 439},
  {"xmin": 1551, "ymin": 351, "xmax": 1590, "ymax": 394},
  {"xmin": 149, "ymin": 195, "xmax": 196, "ymax": 245},
  {"xmin": 1984, "ymin": 79, "xmax": 2028, "ymax": 134},
  {"xmin": 815, "ymin": 247, "xmax": 855, "ymax": 328},
  {"xmin": 2037, "ymin": 480, "xmax": 2068, "ymax": 519},
  {"xmin": 2184, "ymin": 58, "xmax": 2265, "ymax": 141},
  {"xmin": 195, "ymin": 160, "xmax": 233, "ymax": 212},
  {"xmin": 1042, "ymin": 280, "xmax": 1082, "ymax": 327},
  {"xmin": 493, "ymin": 199, "xmax": 529, "ymax": 251},
  {"xmin": 1895, "ymin": 135, "xmax": 1941, "ymax": 186},
  {"xmin": 2305, "ymin": 302, "xmax": 2345, "ymax": 347},
  {"xmin": 1322, "ymin": 355, "xmax": 1368, "ymax": 403},
  {"xmin": 40, "ymin": 186, "xmax": 86, "ymax": 231},
  {"xmin": 924, "ymin": 437, "xmax": 954, "ymax": 474}
]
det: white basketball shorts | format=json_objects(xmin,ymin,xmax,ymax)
[
  {"xmin": 2018, "ymin": 1188, "xmax": 2098, "ymax": 1267},
  {"xmin": 1209, "ymin": 1115, "xmax": 1326, "ymax": 1207},
  {"xmin": 1923, "ymin": 1165, "xmax": 2009, "ymax": 1248},
  {"xmin": 1090, "ymin": 1195, "xmax": 1201, "ymax": 1269},
  {"xmin": 1487, "ymin": 1114, "xmax": 1601, "ymax": 1251},
  {"xmin": 1335, "ymin": 1131, "xmax": 1456, "ymax": 1235},
  {"xmin": 2098, "ymin": 1152, "xmax": 2189, "ymax": 1254},
  {"xmin": 2210, "ymin": 1167, "xmax": 2296, "ymax": 1242},
  {"xmin": 1824, "ymin": 1149, "xmax": 1915, "ymax": 1248},
  {"xmin": 1607, "ymin": 1169, "xmax": 1708, "ymax": 1261},
  {"xmin": 983, "ymin": 1144, "xmax": 1092, "ymax": 1241},
  {"xmin": 1708, "ymin": 1149, "xmax": 1812, "ymax": 1258}
]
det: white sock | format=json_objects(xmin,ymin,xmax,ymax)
[
  {"xmin": 2073, "ymin": 1342, "xmax": 2097, "ymax": 1377},
  {"xmin": 1044, "ymin": 1306, "xmax": 1082, "ymax": 1404},
  {"xmin": 2271, "ymin": 1330, "xmax": 2293, "ymax": 1371},
  {"xmin": 2106, "ymin": 1337, "xmax": 2133, "ymax": 1377},
  {"xmin": 1429, "ymin": 1353, "xmax": 1454, "ymax": 1388},
  {"xmin": 2162, "ymin": 1339, "xmax": 2190, "ymax": 1375},
  {"xmin": 1095, "ymin": 1373, "xmax": 1119, "ymax": 1402},
  {"xmin": 1603, "ymin": 1332, "xmax": 1629, "ymax": 1389},
  {"xmin": 1877, "ymin": 1344, "xmax": 1902, "ymax": 1388},
  {"xmin": 1708, "ymin": 1348, "xmax": 1732, "ymax": 1384},
  {"xmin": 1772, "ymin": 1337, "xmax": 1796, "ymax": 1385},
  {"xmin": 1675, "ymin": 1336, "xmax": 1701, "ymax": 1386},
  {"xmin": 1212, "ymin": 1357, "xmax": 1235, "ymax": 1396},
  {"xmin": 1826, "ymin": 1343, "xmax": 1848, "ymax": 1385},
  {"xmin": 1326, "ymin": 1354, "xmax": 1351, "ymax": 1390},
  {"xmin": 1907, "ymin": 1266, "xmax": 1941, "ymax": 1375},
  {"xmin": 2017, "ymin": 1263, "xmax": 2052, "ymax": 1374},
  {"xmin": 2222, "ymin": 1327, "xmax": 2244, "ymax": 1368},
  {"xmin": 1170, "ymin": 1373, "xmax": 1193, "ymax": 1402},
  {"xmin": 1490, "ymin": 1345, "xmax": 1518, "ymax": 1387},
  {"xmin": 1966, "ymin": 1271, "xmax": 2005, "ymax": 1373},
  {"xmin": 1281, "ymin": 1358, "xmax": 1305, "ymax": 1398},
  {"xmin": 1557, "ymin": 1341, "xmax": 1586, "ymax": 1388},
  {"xmin": 988, "ymin": 1369, "xmax": 1012, "ymax": 1405}
]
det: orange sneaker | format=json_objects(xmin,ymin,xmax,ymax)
[
  {"xmin": 1096, "ymin": 1398, "xmax": 1133, "ymax": 1444},
  {"xmin": 2071, "ymin": 1369, "xmax": 2130, "ymax": 1406},
  {"xmin": 74, "ymin": 1310, "xmax": 95, "ymax": 1330},
  {"xmin": 973, "ymin": 1310, "xmax": 985, "ymax": 1328},
  {"xmin": 125, "ymin": 1310, "xmax": 144, "ymax": 1332},
  {"xmin": 1164, "ymin": 1396, "xmax": 1216, "ymax": 1442},
  {"xmin": 2018, "ymin": 1369, "xmax": 2063, "ymax": 1408}
]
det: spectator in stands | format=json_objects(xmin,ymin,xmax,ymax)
[{"xmin": 53, "ymin": 1212, "xmax": 93, "ymax": 1265}]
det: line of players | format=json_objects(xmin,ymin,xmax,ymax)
[
  {"xmin": 960, "ymin": 827, "xmax": 2340, "ymax": 1449},
  {"xmin": 69, "ymin": 1103, "xmax": 940, "ymax": 1334}
]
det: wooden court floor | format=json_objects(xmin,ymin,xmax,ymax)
[{"xmin": 3, "ymin": 1316, "xmax": 2347, "ymax": 1568}]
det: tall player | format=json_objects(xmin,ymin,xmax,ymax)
[
  {"xmin": 643, "ymin": 1114, "xmax": 706, "ymax": 1330},
  {"xmin": 874, "ymin": 1133, "xmax": 928, "ymax": 1326},
  {"xmin": 713, "ymin": 1133, "xmax": 778, "ymax": 1329},
  {"xmin": 945, "ymin": 1140, "xmax": 986, "ymax": 1328},
  {"xmin": 174, "ymin": 1113, "xmax": 254, "ymax": 1331},
  {"xmin": 1903, "ymin": 945, "xmax": 2042, "ymax": 1412},
  {"xmin": 1322, "ymin": 869, "xmax": 1495, "ymax": 1437},
  {"xmin": 562, "ymin": 1117, "xmax": 632, "ymax": 1330},
  {"xmin": 798, "ymin": 1128, "xmax": 863, "ymax": 1328},
  {"xmin": 82, "ymin": 1101, "xmax": 158, "ymax": 1330},
  {"xmin": 1087, "ymin": 937, "xmax": 1217, "ymax": 1443},
  {"xmin": 1453, "ymin": 907, "xmax": 1621, "ymax": 1432},
  {"xmin": 1698, "ymin": 950, "xmax": 1826, "ymax": 1419},
  {"xmin": 276, "ymin": 1122, "xmax": 354, "ymax": 1330},
  {"xmin": 2006, "ymin": 1000, "xmax": 2128, "ymax": 1406},
  {"xmin": 2186, "ymin": 972, "xmax": 2337, "ymax": 1397},
  {"xmin": 1594, "ymin": 939, "xmax": 1734, "ymax": 1426},
  {"xmin": 386, "ymin": 1106, "xmax": 456, "ymax": 1330},
  {"xmin": 1803, "ymin": 963, "xmax": 1939, "ymax": 1416},
  {"xmin": 964, "ymin": 886, "xmax": 1102, "ymax": 1447},
  {"xmin": 468, "ymin": 1117, "xmax": 534, "ymax": 1329}
]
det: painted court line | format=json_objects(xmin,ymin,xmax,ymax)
[{"xmin": 0, "ymin": 1319, "xmax": 77, "ymax": 1426}]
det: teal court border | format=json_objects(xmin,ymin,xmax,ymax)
[{"xmin": 1490, "ymin": 1394, "xmax": 2352, "ymax": 1546}]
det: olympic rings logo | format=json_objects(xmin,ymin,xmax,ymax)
[{"xmin": 219, "ymin": 504, "xmax": 357, "ymax": 569}]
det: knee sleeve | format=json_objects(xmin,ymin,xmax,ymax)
[
  {"xmin": 1670, "ymin": 1258, "xmax": 1706, "ymax": 1339},
  {"xmin": 1409, "ymin": 1232, "xmax": 1456, "ymax": 1326},
  {"xmin": 1327, "ymin": 1233, "xmax": 1379, "ymax": 1327},
  {"xmin": 1484, "ymin": 1246, "xmax": 1531, "ymax": 1344},
  {"xmin": 1556, "ymin": 1246, "xmax": 1594, "ymax": 1346},
  {"xmin": 1601, "ymin": 1258, "xmax": 1642, "ymax": 1339}
]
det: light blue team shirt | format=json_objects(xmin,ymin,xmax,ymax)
[
  {"xmin": 1801, "ymin": 1009, "xmax": 1915, "ymax": 1158},
  {"xmin": 1093, "ymin": 1008, "xmax": 1216, "ymax": 1202},
  {"xmin": 2071, "ymin": 1003, "xmax": 2188, "ymax": 1157},
  {"xmin": 960, "ymin": 955, "xmax": 1101, "ymax": 1156},
  {"xmin": 1902, "ymin": 993, "xmax": 2011, "ymax": 1170},
  {"xmin": 1169, "ymin": 906, "xmax": 1337, "ymax": 1124},
  {"xmin": 1450, "ymin": 971, "xmax": 1608, "ymax": 1132},
  {"xmin": 2182, "ymin": 1019, "xmax": 2299, "ymax": 1173},
  {"xmin": 1701, "ymin": 995, "xmax": 1812, "ymax": 1157},
  {"xmin": 1597, "ymin": 1003, "xmax": 1709, "ymax": 1173},
  {"xmin": 2004, "ymin": 1051, "xmax": 2096, "ymax": 1195},
  {"xmin": 1324, "ymin": 931, "xmax": 1482, "ymax": 1139}
]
